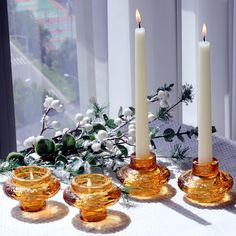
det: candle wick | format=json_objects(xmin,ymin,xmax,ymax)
[
  {"xmin": 30, "ymin": 172, "xmax": 34, "ymax": 180},
  {"xmin": 203, "ymin": 35, "xmax": 206, "ymax": 42},
  {"xmin": 138, "ymin": 21, "xmax": 141, "ymax": 28}
]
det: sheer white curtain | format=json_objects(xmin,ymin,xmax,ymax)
[
  {"xmin": 75, "ymin": 0, "xmax": 109, "ymax": 113},
  {"xmin": 107, "ymin": 0, "xmax": 133, "ymax": 118},
  {"xmin": 182, "ymin": 0, "xmax": 232, "ymax": 138}
]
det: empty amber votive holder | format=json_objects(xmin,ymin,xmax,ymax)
[
  {"xmin": 178, "ymin": 158, "xmax": 233, "ymax": 204},
  {"xmin": 117, "ymin": 152, "xmax": 170, "ymax": 198},
  {"xmin": 3, "ymin": 166, "xmax": 60, "ymax": 212},
  {"xmin": 63, "ymin": 173, "xmax": 121, "ymax": 222}
]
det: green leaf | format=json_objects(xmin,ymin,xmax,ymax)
[
  {"xmin": 6, "ymin": 152, "xmax": 25, "ymax": 165},
  {"xmin": 157, "ymin": 107, "xmax": 172, "ymax": 121},
  {"xmin": 120, "ymin": 186, "xmax": 130, "ymax": 195},
  {"xmin": 62, "ymin": 133, "xmax": 76, "ymax": 149},
  {"xmin": 83, "ymin": 134, "xmax": 96, "ymax": 141},
  {"xmin": 181, "ymin": 83, "xmax": 194, "ymax": 104},
  {"xmin": 85, "ymin": 153, "xmax": 96, "ymax": 165},
  {"xmin": 117, "ymin": 131, "xmax": 123, "ymax": 138},
  {"xmin": 35, "ymin": 138, "xmax": 56, "ymax": 156},
  {"xmin": 118, "ymin": 106, "xmax": 123, "ymax": 118},
  {"xmin": 70, "ymin": 166, "xmax": 84, "ymax": 176},
  {"xmin": 55, "ymin": 143, "xmax": 63, "ymax": 152},
  {"xmin": 106, "ymin": 119, "xmax": 118, "ymax": 129},
  {"xmin": 163, "ymin": 128, "xmax": 175, "ymax": 142},
  {"xmin": 55, "ymin": 154, "xmax": 68, "ymax": 164},
  {"xmin": 177, "ymin": 126, "xmax": 181, "ymax": 134},
  {"xmin": 55, "ymin": 160, "xmax": 65, "ymax": 169},
  {"xmin": 93, "ymin": 123, "xmax": 107, "ymax": 132},
  {"xmin": 157, "ymin": 83, "xmax": 174, "ymax": 93},
  {"xmin": 93, "ymin": 102, "xmax": 107, "ymax": 118},
  {"xmin": 129, "ymin": 106, "xmax": 135, "ymax": 115},
  {"xmin": 171, "ymin": 144, "xmax": 189, "ymax": 160},
  {"xmin": 103, "ymin": 114, "xmax": 109, "ymax": 123},
  {"xmin": 150, "ymin": 139, "xmax": 156, "ymax": 149},
  {"xmin": 212, "ymin": 126, "xmax": 217, "ymax": 133},
  {"xmin": 186, "ymin": 128, "xmax": 195, "ymax": 139},
  {"xmin": 117, "ymin": 144, "xmax": 128, "ymax": 156},
  {"xmin": 177, "ymin": 134, "xmax": 184, "ymax": 142}
]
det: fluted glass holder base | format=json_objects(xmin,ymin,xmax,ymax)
[
  {"xmin": 116, "ymin": 153, "xmax": 170, "ymax": 199},
  {"xmin": 3, "ymin": 166, "xmax": 60, "ymax": 212},
  {"xmin": 20, "ymin": 200, "xmax": 46, "ymax": 212},
  {"xmin": 80, "ymin": 207, "xmax": 107, "ymax": 222},
  {"xmin": 178, "ymin": 158, "xmax": 233, "ymax": 204},
  {"xmin": 63, "ymin": 173, "xmax": 121, "ymax": 222}
]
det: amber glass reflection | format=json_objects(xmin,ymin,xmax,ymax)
[
  {"xmin": 178, "ymin": 158, "xmax": 233, "ymax": 203},
  {"xmin": 4, "ymin": 166, "xmax": 60, "ymax": 212},
  {"xmin": 64, "ymin": 173, "xmax": 121, "ymax": 222}
]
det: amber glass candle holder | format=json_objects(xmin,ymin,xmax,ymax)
[
  {"xmin": 178, "ymin": 158, "xmax": 233, "ymax": 204},
  {"xmin": 3, "ymin": 166, "xmax": 60, "ymax": 212},
  {"xmin": 117, "ymin": 152, "xmax": 170, "ymax": 199},
  {"xmin": 63, "ymin": 173, "xmax": 121, "ymax": 222}
]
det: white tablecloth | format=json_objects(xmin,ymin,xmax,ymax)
[{"xmin": 1, "ymin": 121, "xmax": 236, "ymax": 236}]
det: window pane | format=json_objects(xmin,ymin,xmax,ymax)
[{"xmin": 7, "ymin": 0, "xmax": 79, "ymax": 150}]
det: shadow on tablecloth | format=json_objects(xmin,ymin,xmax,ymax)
[
  {"xmin": 123, "ymin": 184, "xmax": 211, "ymax": 226},
  {"xmin": 161, "ymin": 199, "xmax": 212, "ymax": 225},
  {"xmin": 72, "ymin": 209, "xmax": 131, "ymax": 234},
  {"xmin": 11, "ymin": 200, "xmax": 69, "ymax": 223}
]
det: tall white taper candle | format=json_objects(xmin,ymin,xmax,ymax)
[
  {"xmin": 135, "ymin": 9, "xmax": 150, "ymax": 159},
  {"xmin": 198, "ymin": 24, "xmax": 213, "ymax": 165}
]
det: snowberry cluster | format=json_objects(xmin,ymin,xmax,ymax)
[
  {"xmin": 73, "ymin": 109, "xmax": 114, "ymax": 153},
  {"xmin": 74, "ymin": 108, "xmax": 95, "ymax": 130},
  {"xmin": 23, "ymin": 96, "xmax": 65, "ymax": 147},
  {"xmin": 157, "ymin": 90, "xmax": 170, "ymax": 108},
  {"xmin": 43, "ymin": 96, "xmax": 64, "ymax": 112}
]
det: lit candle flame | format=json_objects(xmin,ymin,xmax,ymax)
[
  {"xmin": 87, "ymin": 178, "xmax": 92, "ymax": 187},
  {"xmin": 202, "ymin": 23, "xmax": 207, "ymax": 41},
  {"xmin": 30, "ymin": 172, "xmax": 34, "ymax": 180},
  {"xmin": 136, "ymin": 9, "xmax": 141, "ymax": 27}
]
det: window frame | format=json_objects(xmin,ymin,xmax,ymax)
[{"xmin": 0, "ymin": 0, "xmax": 16, "ymax": 159}]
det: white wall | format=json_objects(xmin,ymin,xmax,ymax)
[{"xmin": 92, "ymin": 1, "xmax": 109, "ymax": 108}]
